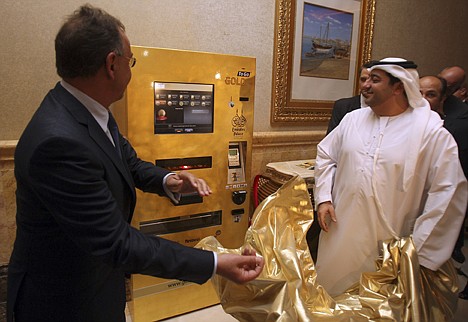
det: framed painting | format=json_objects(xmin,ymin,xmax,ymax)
[{"xmin": 271, "ymin": 0, "xmax": 376, "ymax": 124}]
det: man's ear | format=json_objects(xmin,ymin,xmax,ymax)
[
  {"xmin": 441, "ymin": 94, "xmax": 447, "ymax": 104},
  {"xmin": 394, "ymin": 81, "xmax": 405, "ymax": 94},
  {"xmin": 105, "ymin": 51, "xmax": 118, "ymax": 79}
]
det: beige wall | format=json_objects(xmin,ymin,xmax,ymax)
[{"xmin": 372, "ymin": 0, "xmax": 468, "ymax": 76}]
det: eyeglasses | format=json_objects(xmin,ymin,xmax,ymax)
[
  {"xmin": 123, "ymin": 55, "xmax": 137, "ymax": 68},
  {"xmin": 115, "ymin": 51, "xmax": 136, "ymax": 68}
]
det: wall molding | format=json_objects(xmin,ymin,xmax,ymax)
[
  {"xmin": 253, "ymin": 130, "xmax": 325, "ymax": 148},
  {"xmin": 0, "ymin": 140, "xmax": 17, "ymax": 168}
]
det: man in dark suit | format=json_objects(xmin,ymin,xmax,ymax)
[
  {"xmin": 7, "ymin": 5, "xmax": 264, "ymax": 322},
  {"xmin": 326, "ymin": 61, "xmax": 375, "ymax": 134},
  {"xmin": 434, "ymin": 67, "xmax": 468, "ymax": 264},
  {"xmin": 419, "ymin": 75, "xmax": 447, "ymax": 117},
  {"xmin": 326, "ymin": 95, "xmax": 361, "ymax": 134}
]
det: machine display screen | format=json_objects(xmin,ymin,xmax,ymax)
[{"xmin": 153, "ymin": 82, "xmax": 214, "ymax": 134}]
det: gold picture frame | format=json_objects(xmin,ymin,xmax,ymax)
[{"xmin": 271, "ymin": 0, "xmax": 376, "ymax": 124}]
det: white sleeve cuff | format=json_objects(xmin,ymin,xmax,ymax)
[
  {"xmin": 162, "ymin": 173, "xmax": 180, "ymax": 204},
  {"xmin": 212, "ymin": 252, "xmax": 217, "ymax": 278}
]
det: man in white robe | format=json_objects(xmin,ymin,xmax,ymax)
[{"xmin": 314, "ymin": 58, "xmax": 468, "ymax": 296}]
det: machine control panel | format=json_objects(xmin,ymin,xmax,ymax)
[
  {"xmin": 227, "ymin": 142, "xmax": 246, "ymax": 184},
  {"xmin": 154, "ymin": 82, "xmax": 214, "ymax": 134},
  {"xmin": 232, "ymin": 190, "xmax": 247, "ymax": 205},
  {"xmin": 231, "ymin": 208, "xmax": 245, "ymax": 223}
]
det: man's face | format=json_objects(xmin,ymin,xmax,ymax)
[
  {"xmin": 113, "ymin": 31, "xmax": 133, "ymax": 101},
  {"xmin": 359, "ymin": 68, "xmax": 370, "ymax": 98},
  {"xmin": 362, "ymin": 69, "xmax": 397, "ymax": 108},
  {"xmin": 419, "ymin": 76, "xmax": 445, "ymax": 111}
]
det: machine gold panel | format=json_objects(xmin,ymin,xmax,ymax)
[{"xmin": 112, "ymin": 46, "xmax": 255, "ymax": 321}]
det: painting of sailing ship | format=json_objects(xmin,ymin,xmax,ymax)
[{"xmin": 300, "ymin": 3, "xmax": 353, "ymax": 79}]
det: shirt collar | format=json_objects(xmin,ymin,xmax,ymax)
[{"xmin": 60, "ymin": 80, "xmax": 109, "ymax": 133}]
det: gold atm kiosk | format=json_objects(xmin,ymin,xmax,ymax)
[{"xmin": 112, "ymin": 46, "xmax": 255, "ymax": 321}]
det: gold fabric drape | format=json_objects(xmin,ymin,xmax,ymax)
[{"xmin": 197, "ymin": 176, "xmax": 459, "ymax": 321}]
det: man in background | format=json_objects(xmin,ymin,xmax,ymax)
[
  {"xmin": 439, "ymin": 66, "xmax": 466, "ymax": 99},
  {"xmin": 7, "ymin": 5, "xmax": 263, "ymax": 322},
  {"xmin": 419, "ymin": 75, "xmax": 447, "ymax": 116},
  {"xmin": 438, "ymin": 66, "xmax": 468, "ymax": 264},
  {"xmin": 326, "ymin": 61, "xmax": 376, "ymax": 133}
]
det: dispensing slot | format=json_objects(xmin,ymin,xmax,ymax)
[{"xmin": 140, "ymin": 210, "xmax": 222, "ymax": 235}]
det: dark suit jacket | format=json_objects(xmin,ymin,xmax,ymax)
[
  {"xmin": 7, "ymin": 83, "xmax": 214, "ymax": 322},
  {"xmin": 443, "ymin": 95, "xmax": 468, "ymax": 178},
  {"xmin": 327, "ymin": 95, "xmax": 361, "ymax": 134}
]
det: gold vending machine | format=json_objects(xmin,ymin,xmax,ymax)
[{"xmin": 112, "ymin": 46, "xmax": 255, "ymax": 321}]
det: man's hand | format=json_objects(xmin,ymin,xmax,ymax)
[
  {"xmin": 317, "ymin": 201, "xmax": 337, "ymax": 232},
  {"xmin": 165, "ymin": 170, "xmax": 212, "ymax": 196},
  {"xmin": 216, "ymin": 248, "xmax": 264, "ymax": 284}
]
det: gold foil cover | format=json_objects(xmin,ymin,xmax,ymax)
[{"xmin": 197, "ymin": 176, "xmax": 459, "ymax": 321}]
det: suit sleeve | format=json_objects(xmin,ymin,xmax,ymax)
[
  {"xmin": 327, "ymin": 96, "xmax": 361, "ymax": 134},
  {"xmin": 28, "ymin": 137, "xmax": 214, "ymax": 283},
  {"xmin": 327, "ymin": 99, "xmax": 351, "ymax": 134},
  {"xmin": 327, "ymin": 101, "xmax": 343, "ymax": 134},
  {"xmin": 121, "ymin": 135, "xmax": 172, "ymax": 194}
]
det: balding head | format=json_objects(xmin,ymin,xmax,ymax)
[
  {"xmin": 420, "ymin": 76, "xmax": 446, "ymax": 114},
  {"xmin": 438, "ymin": 66, "xmax": 466, "ymax": 96}
]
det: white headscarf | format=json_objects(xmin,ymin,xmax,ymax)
[{"xmin": 368, "ymin": 57, "xmax": 427, "ymax": 108}]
